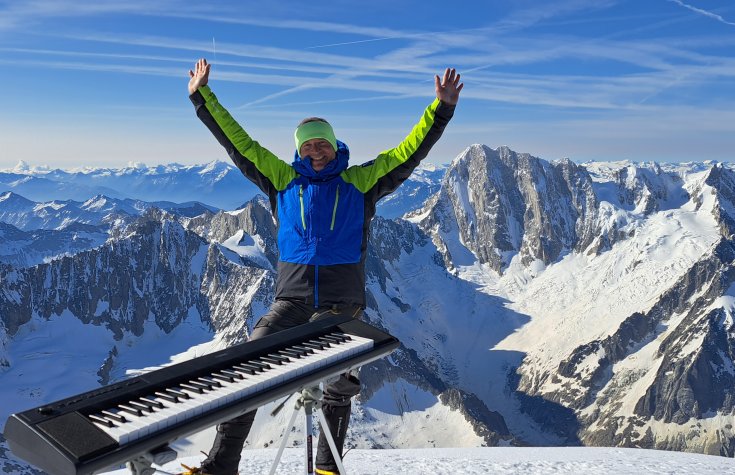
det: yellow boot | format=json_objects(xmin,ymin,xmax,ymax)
[{"xmin": 178, "ymin": 464, "xmax": 211, "ymax": 475}]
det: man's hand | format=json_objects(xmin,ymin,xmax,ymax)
[
  {"xmin": 435, "ymin": 68, "xmax": 463, "ymax": 105},
  {"xmin": 188, "ymin": 58, "xmax": 211, "ymax": 95}
]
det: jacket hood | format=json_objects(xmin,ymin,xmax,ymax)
[{"xmin": 292, "ymin": 140, "xmax": 349, "ymax": 180}]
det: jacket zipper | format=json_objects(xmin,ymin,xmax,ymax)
[
  {"xmin": 330, "ymin": 184, "xmax": 340, "ymax": 231},
  {"xmin": 299, "ymin": 185, "xmax": 306, "ymax": 230}
]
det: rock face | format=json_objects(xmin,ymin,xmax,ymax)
[
  {"xmin": 2, "ymin": 148, "xmax": 735, "ymax": 468},
  {"xmin": 0, "ymin": 206, "xmax": 274, "ymax": 341},
  {"xmin": 417, "ymin": 145, "xmax": 601, "ymax": 273},
  {"xmin": 185, "ymin": 196, "xmax": 279, "ymax": 269}
]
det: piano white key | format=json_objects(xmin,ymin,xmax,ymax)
[
  {"xmin": 168, "ymin": 388, "xmax": 208, "ymax": 424},
  {"xmin": 119, "ymin": 411, "xmax": 153, "ymax": 443},
  {"xmin": 137, "ymin": 395, "xmax": 176, "ymax": 432},
  {"xmin": 98, "ymin": 409, "xmax": 148, "ymax": 444},
  {"xmin": 171, "ymin": 392, "xmax": 206, "ymax": 424}
]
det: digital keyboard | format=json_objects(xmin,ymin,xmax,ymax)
[{"xmin": 5, "ymin": 315, "xmax": 399, "ymax": 475}]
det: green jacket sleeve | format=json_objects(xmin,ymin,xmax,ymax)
[
  {"xmin": 342, "ymin": 98, "xmax": 455, "ymax": 203},
  {"xmin": 190, "ymin": 86, "xmax": 296, "ymax": 194}
]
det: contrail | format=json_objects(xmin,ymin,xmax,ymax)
[{"xmin": 667, "ymin": 0, "xmax": 735, "ymax": 26}]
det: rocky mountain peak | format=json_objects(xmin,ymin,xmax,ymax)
[{"xmin": 419, "ymin": 144, "xmax": 600, "ymax": 273}]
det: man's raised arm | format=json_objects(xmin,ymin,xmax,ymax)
[
  {"xmin": 187, "ymin": 58, "xmax": 295, "ymax": 197},
  {"xmin": 343, "ymin": 68, "xmax": 464, "ymax": 200}
]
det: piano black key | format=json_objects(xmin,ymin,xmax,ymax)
[
  {"xmin": 272, "ymin": 353, "xmax": 292, "ymax": 363},
  {"xmin": 198, "ymin": 376, "xmax": 222, "ymax": 388},
  {"xmin": 260, "ymin": 355, "xmax": 287, "ymax": 365},
  {"xmin": 140, "ymin": 396, "xmax": 165, "ymax": 409},
  {"xmin": 233, "ymin": 364, "xmax": 257, "ymax": 375},
  {"xmin": 89, "ymin": 414, "xmax": 114, "ymax": 427},
  {"xmin": 211, "ymin": 372, "xmax": 236, "ymax": 383},
  {"xmin": 171, "ymin": 387, "xmax": 192, "ymax": 399},
  {"xmin": 117, "ymin": 405, "xmax": 143, "ymax": 417},
  {"xmin": 279, "ymin": 349, "xmax": 303, "ymax": 359},
  {"xmin": 101, "ymin": 409, "xmax": 126, "ymax": 424},
  {"xmin": 315, "ymin": 337, "xmax": 335, "ymax": 347},
  {"xmin": 243, "ymin": 364, "xmax": 264, "ymax": 374},
  {"xmin": 329, "ymin": 332, "xmax": 351, "ymax": 343},
  {"xmin": 129, "ymin": 401, "xmax": 155, "ymax": 413},
  {"xmin": 303, "ymin": 340, "xmax": 326, "ymax": 350},
  {"xmin": 321, "ymin": 334, "xmax": 345, "ymax": 344},
  {"xmin": 155, "ymin": 390, "xmax": 179, "ymax": 403},
  {"xmin": 180, "ymin": 382, "xmax": 206, "ymax": 394},
  {"xmin": 221, "ymin": 369, "xmax": 244, "ymax": 380},
  {"xmin": 292, "ymin": 344, "xmax": 315, "ymax": 355},
  {"xmin": 193, "ymin": 379, "xmax": 217, "ymax": 390},
  {"xmin": 249, "ymin": 360, "xmax": 271, "ymax": 371}
]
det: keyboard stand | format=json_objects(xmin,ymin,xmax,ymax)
[
  {"xmin": 269, "ymin": 385, "xmax": 348, "ymax": 475},
  {"xmin": 125, "ymin": 445, "xmax": 178, "ymax": 474}
]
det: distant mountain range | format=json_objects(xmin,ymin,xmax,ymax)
[
  {"xmin": 1, "ymin": 161, "xmax": 445, "ymax": 217},
  {"xmin": 1, "ymin": 150, "xmax": 733, "ymax": 473}
]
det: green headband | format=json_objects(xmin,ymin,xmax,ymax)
[{"xmin": 294, "ymin": 121, "xmax": 337, "ymax": 153}]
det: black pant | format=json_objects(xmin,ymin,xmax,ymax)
[{"xmin": 200, "ymin": 299, "xmax": 363, "ymax": 474}]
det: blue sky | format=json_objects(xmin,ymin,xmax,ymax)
[{"xmin": 1, "ymin": 0, "xmax": 734, "ymax": 169}]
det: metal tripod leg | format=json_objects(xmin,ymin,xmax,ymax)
[
  {"xmin": 269, "ymin": 385, "xmax": 348, "ymax": 475},
  {"xmin": 269, "ymin": 398, "xmax": 302, "ymax": 475}
]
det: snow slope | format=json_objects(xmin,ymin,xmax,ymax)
[{"xmin": 97, "ymin": 447, "xmax": 733, "ymax": 475}]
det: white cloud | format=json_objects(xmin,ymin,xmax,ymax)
[{"xmin": 667, "ymin": 0, "xmax": 735, "ymax": 26}]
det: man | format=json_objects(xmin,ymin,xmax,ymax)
[{"xmin": 186, "ymin": 58, "xmax": 462, "ymax": 474}]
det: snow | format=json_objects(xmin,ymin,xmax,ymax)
[
  {"xmin": 365, "ymin": 228, "xmax": 547, "ymax": 444},
  {"xmin": 491, "ymin": 177, "xmax": 720, "ymax": 372},
  {"xmin": 357, "ymin": 378, "xmax": 486, "ymax": 447},
  {"xmin": 220, "ymin": 230, "xmax": 273, "ymax": 270},
  {"xmin": 111, "ymin": 313, "xmax": 212, "ymax": 381},
  {"xmin": 0, "ymin": 311, "xmax": 116, "ymax": 430},
  {"xmin": 97, "ymin": 446, "xmax": 735, "ymax": 475},
  {"xmin": 189, "ymin": 242, "xmax": 209, "ymax": 279}
]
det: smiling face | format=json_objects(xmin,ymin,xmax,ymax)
[{"xmin": 299, "ymin": 138, "xmax": 337, "ymax": 172}]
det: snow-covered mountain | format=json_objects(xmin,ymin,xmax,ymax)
[
  {"xmin": 2, "ymin": 148, "xmax": 734, "ymax": 474},
  {"xmin": 0, "ymin": 221, "xmax": 108, "ymax": 268},
  {"xmin": 1, "ymin": 161, "xmax": 439, "ymax": 217},
  {"xmin": 0, "ymin": 192, "xmax": 219, "ymax": 268},
  {"xmin": 411, "ymin": 144, "xmax": 735, "ymax": 455},
  {"xmin": 0, "ymin": 161, "xmax": 252, "ymax": 210},
  {"xmin": 0, "ymin": 191, "xmax": 216, "ymax": 231},
  {"xmin": 376, "ymin": 163, "xmax": 446, "ymax": 219}
]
